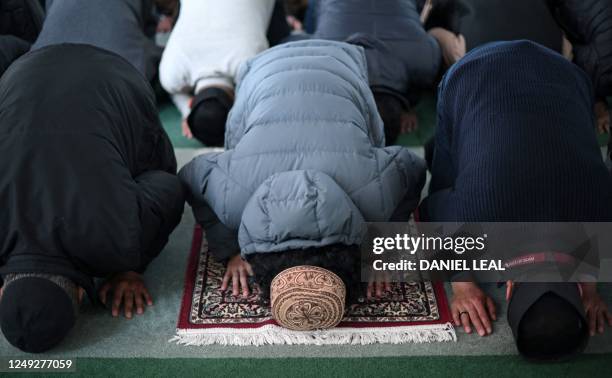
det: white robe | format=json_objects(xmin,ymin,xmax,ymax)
[{"xmin": 160, "ymin": 0, "xmax": 274, "ymax": 117}]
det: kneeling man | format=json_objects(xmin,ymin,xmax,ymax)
[
  {"xmin": 422, "ymin": 40, "xmax": 611, "ymax": 361},
  {"xmin": 0, "ymin": 44, "xmax": 184, "ymax": 353},
  {"xmin": 180, "ymin": 40, "xmax": 426, "ymax": 331}
]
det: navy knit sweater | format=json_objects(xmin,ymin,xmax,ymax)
[{"xmin": 425, "ymin": 40, "xmax": 612, "ymax": 222}]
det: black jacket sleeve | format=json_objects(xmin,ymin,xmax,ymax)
[
  {"xmin": 0, "ymin": 35, "xmax": 30, "ymax": 78},
  {"xmin": 134, "ymin": 170, "xmax": 185, "ymax": 272},
  {"xmin": 548, "ymin": 0, "xmax": 612, "ymax": 97}
]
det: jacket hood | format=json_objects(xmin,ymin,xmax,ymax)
[{"xmin": 239, "ymin": 170, "xmax": 366, "ymax": 256}]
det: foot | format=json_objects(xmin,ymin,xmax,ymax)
[{"xmin": 428, "ymin": 28, "xmax": 466, "ymax": 67}]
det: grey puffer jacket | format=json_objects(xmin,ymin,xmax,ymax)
[{"xmin": 180, "ymin": 40, "xmax": 426, "ymax": 260}]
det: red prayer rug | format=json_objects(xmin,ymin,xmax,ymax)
[{"xmin": 172, "ymin": 226, "xmax": 456, "ymax": 346}]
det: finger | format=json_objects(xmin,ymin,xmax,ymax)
[
  {"xmin": 245, "ymin": 262, "xmax": 254, "ymax": 276},
  {"xmin": 181, "ymin": 122, "xmax": 188, "ymax": 136},
  {"xmin": 221, "ymin": 270, "xmax": 231, "ymax": 291},
  {"xmin": 605, "ymin": 309, "xmax": 612, "ymax": 327},
  {"xmin": 124, "ymin": 291, "xmax": 134, "ymax": 319},
  {"xmin": 452, "ymin": 308, "xmax": 461, "ymax": 327},
  {"xmin": 505, "ymin": 283, "xmax": 512, "ymax": 302},
  {"xmin": 135, "ymin": 292, "xmax": 145, "ymax": 315},
  {"xmin": 239, "ymin": 269, "xmax": 250, "ymax": 297},
  {"xmin": 404, "ymin": 121, "xmax": 413, "ymax": 134},
  {"xmin": 142, "ymin": 287, "xmax": 154, "ymax": 306},
  {"xmin": 472, "ymin": 300, "xmax": 492, "ymax": 334},
  {"xmin": 597, "ymin": 310, "xmax": 605, "ymax": 334},
  {"xmin": 457, "ymin": 34, "xmax": 466, "ymax": 57},
  {"xmin": 467, "ymin": 305, "xmax": 487, "ymax": 336},
  {"xmin": 366, "ymin": 282, "xmax": 374, "ymax": 299},
  {"xmin": 98, "ymin": 282, "xmax": 111, "ymax": 306},
  {"xmin": 375, "ymin": 280, "xmax": 383, "ymax": 298},
  {"xmin": 410, "ymin": 119, "xmax": 417, "ymax": 132},
  {"xmin": 112, "ymin": 288, "xmax": 125, "ymax": 317},
  {"xmin": 588, "ymin": 308, "xmax": 597, "ymax": 336},
  {"xmin": 232, "ymin": 272, "xmax": 240, "ymax": 297},
  {"xmin": 405, "ymin": 120, "xmax": 413, "ymax": 133},
  {"xmin": 486, "ymin": 296, "xmax": 497, "ymax": 321},
  {"xmin": 181, "ymin": 121, "xmax": 193, "ymax": 139},
  {"xmin": 460, "ymin": 311, "xmax": 472, "ymax": 334},
  {"xmin": 385, "ymin": 280, "xmax": 391, "ymax": 293}
]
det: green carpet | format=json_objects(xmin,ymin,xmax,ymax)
[
  {"xmin": 395, "ymin": 94, "xmax": 437, "ymax": 147},
  {"xmin": 1, "ymin": 98, "xmax": 609, "ymax": 375},
  {"xmin": 1, "ymin": 149, "xmax": 610, "ymax": 360},
  {"xmin": 159, "ymin": 94, "xmax": 611, "ymax": 149},
  {"xmin": 159, "ymin": 104, "xmax": 203, "ymax": 149},
  {"xmin": 159, "ymin": 96, "xmax": 437, "ymax": 148},
  {"xmin": 5, "ymin": 355, "xmax": 612, "ymax": 378}
]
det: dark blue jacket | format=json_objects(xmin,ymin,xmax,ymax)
[
  {"xmin": 548, "ymin": 0, "xmax": 612, "ymax": 98},
  {"xmin": 33, "ymin": 0, "xmax": 161, "ymax": 81},
  {"xmin": 312, "ymin": 0, "xmax": 441, "ymax": 97},
  {"xmin": 424, "ymin": 40, "xmax": 612, "ymax": 222}
]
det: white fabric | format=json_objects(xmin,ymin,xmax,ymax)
[
  {"xmin": 172, "ymin": 323, "xmax": 457, "ymax": 346},
  {"xmin": 160, "ymin": 0, "xmax": 274, "ymax": 117}
]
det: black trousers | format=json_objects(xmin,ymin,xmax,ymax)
[{"xmin": 266, "ymin": 0, "xmax": 292, "ymax": 47}]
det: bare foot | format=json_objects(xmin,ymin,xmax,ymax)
[
  {"xmin": 181, "ymin": 119, "xmax": 193, "ymax": 139},
  {"xmin": 595, "ymin": 100, "xmax": 610, "ymax": 134},
  {"xmin": 429, "ymin": 28, "xmax": 466, "ymax": 67},
  {"xmin": 286, "ymin": 15, "xmax": 303, "ymax": 32},
  {"xmin": 562, "ymin": 35, "xmax": 574, "ymax": 61},
  {"xmin": 420, "ymin": 0, "xmax": 433, "ymax": 24}
]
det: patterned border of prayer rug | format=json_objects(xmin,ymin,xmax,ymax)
[{"xmin": 172, "ymin": 226, "xmax": 456, "ymax": 346}]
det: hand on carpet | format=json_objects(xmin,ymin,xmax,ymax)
[
  {"xmin": 181, "ymin": 119, "xmax": 193, "ymax": 139},
  {"xmin": 450, "ymin": 282, "xmax": 496, "ymax": 337},
  {"xmin": 580, "ymin": 282, "xmax": 612, "ymax": 336},
  {"xmin": 221, "ymin": 254, "xmax": 254, "ymax": 297},
  {"xmin": 400, "ymin": 110, "xmax": 419, "ymax": 134},
  {"xmin": 99, "ymin": 271, "xmax": 153, "ymax": 319},
  {"xmin": 366, "ymin": 271, "xmax": 392, "ymax": 299}
]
